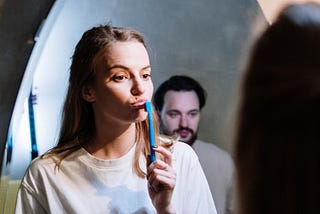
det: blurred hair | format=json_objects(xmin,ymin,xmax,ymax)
[
  {"xmin": 235, "ymin": 3, "xmax": 320, "ymax": 214},
  {"xmin": 153, "ymin": 75, "xmax": 207, "ymax": 111}
]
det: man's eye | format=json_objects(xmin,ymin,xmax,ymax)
[
  {"xmin": 189, "ymin": 111, "xmax": 199, "ymax": 118},
  {"xmin": 190, "ymin": 112, "xmax": 199, "ymax": 117},
  {"xmin": 168, "ymin": 113, "xmax": 178, "ymax": 118}
]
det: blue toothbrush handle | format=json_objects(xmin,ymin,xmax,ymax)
[{"xmin": 145, "ymin": 101, "xmax": 156, "ymax": 163}]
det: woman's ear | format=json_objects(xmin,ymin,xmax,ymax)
[{"xmin": 81, "ymin": 85, "xmax": 96, "ymax": 102}]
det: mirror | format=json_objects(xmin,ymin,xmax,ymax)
[{"xmin": 0, "ymin": 0, "xmax": 262, "ymax": 213}]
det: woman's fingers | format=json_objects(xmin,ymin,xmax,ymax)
[
  {"xmin": 152, "ymin": 145, "xmax": 173, "ymax": 166},
  {"xmin": 147, "ymin": 146, "xmax": 176, "ymax": 192}
]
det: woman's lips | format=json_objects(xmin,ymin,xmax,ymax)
[{"xmin": 130, "ymin": 100, "xmax": 147, "ymax": 108}]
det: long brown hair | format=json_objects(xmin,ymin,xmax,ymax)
[
  {"xmin": 235, "ymin": 3, "xmax": 320, "ymax": 214},
  {"xmin": 44, "ymin": 25, "xmax": 171, "ymax": 177}
]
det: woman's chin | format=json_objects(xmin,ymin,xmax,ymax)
[{"xmin": 135, "ymin": 111, "xmax": 148, "ymax": 122}]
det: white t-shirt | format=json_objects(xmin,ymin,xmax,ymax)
[{"xmin": 15, "ymin": 141, "xmax": 216, "ymax": 214}]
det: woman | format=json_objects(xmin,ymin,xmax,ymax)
[
  {"xmin": 235, "ymin": 3, "xmax": 320, "ymax": 214},
  {"xmin": 15, "ymin": 25, "xmax": 216, "ymax": 214}
]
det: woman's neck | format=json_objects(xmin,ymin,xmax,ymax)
[{"xmin": 85, "ymin": 123, "xmax": 136, "ymax": 160}]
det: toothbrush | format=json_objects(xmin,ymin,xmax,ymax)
[{"xmin": 145, "ymin": 101, "xmax": 156, "ymax": 163}]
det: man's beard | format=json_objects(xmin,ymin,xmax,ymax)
[
  {"xmin": 161, "ymin": 124, "xmax": 197, "ymax": 146},
  {"xmin": 173, "ymin": 127, "xmax": 197, "ymax": 146}
]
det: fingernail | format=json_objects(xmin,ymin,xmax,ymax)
[{"xmin": 152, "ymin": 145, "xmax": 158, "ymax": 149}]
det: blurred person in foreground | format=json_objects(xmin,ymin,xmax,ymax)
[{"xmin": 235, "ymin": 2, "xmax": 320, "ymax": 214}]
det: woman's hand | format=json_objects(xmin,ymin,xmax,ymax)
[{"xmin": 147, "ymin": 145, "xmax": 176, "ymax": 214}]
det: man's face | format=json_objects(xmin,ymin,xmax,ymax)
[{"xmin": 159, "ymin": 90, "xmax": 200, "ymax": 145}]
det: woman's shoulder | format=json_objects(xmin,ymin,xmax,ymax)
[
  {"xmin": 18, "ymin": 155, "xmax": 57, "ymax": 192},
  {"xmin": 160, "ymin": 135, "xmax": 193, "ymax": 151},
  {"xmin": 173, "ymin": 140, "xmax": 194, "ymax": 152},
  {"xmin": 25, "ymin": 155, "xmax": 58, "ymax": 177},
  {"xmin": 173, "ymin": 141, "xmax": 198, "ymax": 159},
  {"xmin": 160, "ymin": 136, "xmax": 198, "ymax": 162}
]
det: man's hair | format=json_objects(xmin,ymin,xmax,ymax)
[{"xmin": 153, "ymin": 75, "xmax": 207, "ymax": 111}]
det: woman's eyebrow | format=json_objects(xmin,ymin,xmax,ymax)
[
  {"xmin": 108, "ymin": 65, "xmax": 151, "ymax": 71},
  {"xmin": 108, "ymin": 64, "xmax": 129, "ymax": 70}
]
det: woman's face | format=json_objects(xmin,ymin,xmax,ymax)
[{"xmin": 84, "ymin": 41, "xmax": 153, "ymax": 125}]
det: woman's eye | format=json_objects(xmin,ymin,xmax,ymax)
[
  {"xmin": 112, "ymin": 74, "xmax": 127, "ymax": 81},
  {"xmin": 142, "ymin": 73, "xmax": 151, "ymax": 80}
]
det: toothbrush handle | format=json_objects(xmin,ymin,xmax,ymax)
[{"xmin": 145, "ymin": 102, "xmax": 156, "ymax": 163}]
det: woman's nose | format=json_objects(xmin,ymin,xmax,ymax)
[{"xmin": 131, "ymin": 78, "xmax": 145, "ymax": 95}]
